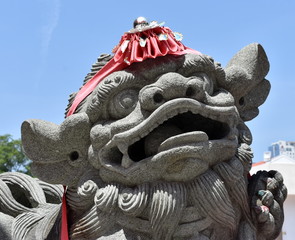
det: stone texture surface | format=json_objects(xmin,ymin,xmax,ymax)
[
  {"xmin": 0, "ymin": 172, "xmax": 63, "ymax": 240},
  {"xmin": 0, "ymin": 43, "xmax": 287, "ymax": 239}
]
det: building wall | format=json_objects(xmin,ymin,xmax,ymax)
[{"xmin": 280, "ymin": 195, "xmax": 295, "ymax": 240}]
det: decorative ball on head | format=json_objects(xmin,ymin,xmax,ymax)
[{"xmin": 133, "ymin": 16, "xmax": 149, "ymax": 28}]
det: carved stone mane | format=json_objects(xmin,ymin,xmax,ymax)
[{"xmin": 65, "ymin": 53, "xmax": 112, "ymax": 116}]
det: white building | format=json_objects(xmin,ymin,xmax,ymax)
[{"xmin": 251, "ymin": 154, "xmax": 295, "ymax": 240}]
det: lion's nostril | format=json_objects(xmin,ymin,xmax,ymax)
[
  {"xmin": 153, "ymin": 92, "xmax": 164, "ymax": 103},
  {"xmin": 186, "ymin": 86, "xmax": 195, "ymax": 97},
  {"xmin": 69, "ymin": 151, "xmax": 80, "ymax": 161},
  {"xmin": 239, "ymin": 97, "xmax": 245, "ymax": 106}
]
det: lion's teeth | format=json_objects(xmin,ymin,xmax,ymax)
[
  {"xmin": 139, "ymin": 132, "xmax": 147, "ymax": 139},
  {"xmin": 117, "ymin": 142, "xmax": 128, "ymax": 154},
  {"xmin": 178, "ymin": 108, "xmax": 188, "ymax": 114},
  {"xmin": 116, "ymin": 141, "xmax": 135, "ymax": 168},
  {"xmin": 149, "ymin": 127, "xmax": 155, "ymax": 133},
  {"xmin": 121, "ymin": 155, "xmax": 134, "ymax": 168},
  {"xmin": 167, "ymin": 111, "xmax": 176, "ymax": 119}
]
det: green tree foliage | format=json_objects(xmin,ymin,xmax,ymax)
[{"xmin": 0, "ymin": 134, "xmax": 31, "ymax": 175}]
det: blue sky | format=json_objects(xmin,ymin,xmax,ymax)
[{"xmin": 0, "ymin": 1, "xmax": 294, "ymax": 162}]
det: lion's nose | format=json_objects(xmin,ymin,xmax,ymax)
[{"xmin": 139, "ymin": 72, "xmax": 206, "ymax": 111}]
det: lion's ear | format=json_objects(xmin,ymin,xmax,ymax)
[{"xmin": 219, "ymin": 43, "xmax": 270, "ymax": 121}]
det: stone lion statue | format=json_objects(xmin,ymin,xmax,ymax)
[{"xmin": 0, "ymin": 18, "xmax": 287, "ymax": 240}]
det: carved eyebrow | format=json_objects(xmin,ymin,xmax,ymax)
[
  {"xmin": 177, "ymin": 54, "xmax": 216, "ymax": 77},
  {"xmin": 91, "ymin": 71, "xmax": 136, "ymax": 106},
  {"xmin": 177, "ymin": 54, "xmax": 226, "ymax": 91}
]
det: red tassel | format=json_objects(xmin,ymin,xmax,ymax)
[{"xmin": 61, "ymin": 186, "xmax": 69, "ymax": 240}]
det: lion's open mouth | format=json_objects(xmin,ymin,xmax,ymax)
[
  {"xmin": 100, "ymin": 98, "xmax": 239, "ymax": 169},
  {"xmin": 128, "ymin": 112, "xmax": 230, "ymax": 162}
]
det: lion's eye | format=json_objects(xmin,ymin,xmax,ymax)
[
  {"xmin": 118, "ymin": 91, "xmax": 137, "ymax": 109},
  {"xmin": 109, "ymin": 89, "xmax": 139, "ymax": 119}
]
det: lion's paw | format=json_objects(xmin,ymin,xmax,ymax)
[{"xmin": 249, "ymin": 170, "xmax": 287, "ymax": 240}]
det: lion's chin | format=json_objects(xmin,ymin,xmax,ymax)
[{"xmin": 98, "ymin": 138, "xmax": 238, "ymax": 186}]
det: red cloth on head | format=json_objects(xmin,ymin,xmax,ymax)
[{"xmin": 66, "ymin": 27, "xmax": 200, "ymax": 117}]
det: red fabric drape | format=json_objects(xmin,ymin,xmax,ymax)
[{"xmin": 66, "ymin": 27, "xmax": 200, "ymax": 117}]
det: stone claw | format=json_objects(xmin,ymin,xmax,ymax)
[{"xmin": 258, "ymin": 190, "xmax": 274, "ymax": 207}]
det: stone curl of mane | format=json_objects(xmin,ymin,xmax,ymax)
[{"xmin": 64, "ymin": 53, "xmax": 113, "ymax": 117}]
